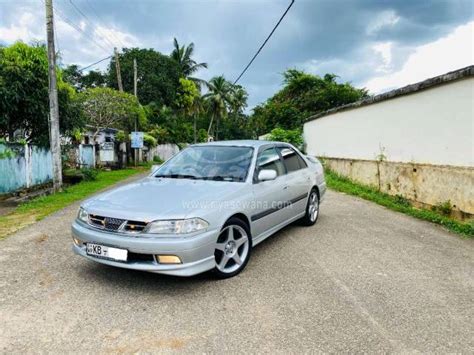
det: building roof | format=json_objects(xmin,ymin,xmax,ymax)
[{"xmin": 304, "ymin": 65, "xmax": 474, "ymax": 124}]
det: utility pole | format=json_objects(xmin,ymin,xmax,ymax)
[
  {"xmin": 114, "ymin": 47, "xmax": 123, "ymax": 92},
  {"xmin": 133, "ymin": 58, "xmax": 138, "ymax": 166},
  {"xmin": 45, "ymin": 0, "xmax": 62, "ymax": 192}
]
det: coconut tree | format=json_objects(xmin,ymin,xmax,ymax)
[
  {"xmin": 203, "ymin": 76, "xmax": 232, "ymax": 140},
  {"xmin": 171, "ymin": 38, "xmax": 208, "ymax": 87},
  {"xmin": 229, "ymin": 84, "xmax": 248, "ymax": 115}
]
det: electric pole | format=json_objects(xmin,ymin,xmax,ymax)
[
  {"xmin": 133, "ymin": 58, "xmax": 138, "ymax": 166},
  {"xmin": 114, "ymin": 47, "xmax": 123, "ymax": 92},
  {"xmin": 45, "ymin": 0, "xmax": 62, "ymax": 192}
]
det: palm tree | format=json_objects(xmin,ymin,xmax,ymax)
[
  {"xmin": 229, "ymin": 85, "xmax": 248, "ymax": 115},
  {"xmin": 171, "ymin": 38, "xmax": 208, "ymax": 87},
  {"xmin": 203, "ymin": 76, "xmax": 232, "ymax": 140},
  {"xmin": 190, "ymin": 95, "xmax": 204, "ymax": 143}
]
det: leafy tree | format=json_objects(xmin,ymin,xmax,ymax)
[
  {"xmin": 175, "ymin": 78, "xmax": 202, "ymax": 142},
  {"xmin": 250, "ymin": 69, "xmax": 367, "ymax": 135},
  {"xmin": 0, "ymin": 42, "xmax": 84, "ymax": 145},
  {"xmin": 107, "ymin": 48, "xmax": 181, "ymax": 106},
  {"xmin": 63, "ymin": 65, "xmax": 106, "ymax": 91},
  {"xmin": 203, "ymin": 75, "xmax": 233, "ymax": 140},
  {"xmin": 78, "ymin": 87, "xmax": 146, "ymax": 138},
  {"xmin": 175, "ymin": 78, "xmax": 199, "ymax": 114},
  {"xmin": 268, "ymin": 127, "xmax": 303, "ymax": 150},
  {"xmin": 171, "ymin": 38, "xmax": 208, "ymax": 87}
]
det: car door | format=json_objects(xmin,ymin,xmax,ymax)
[
  {"xmin": 251, "ymin": 146, "xmax": 293, "ymax": 238},
  {"xmin": 275, "ymin": 146, "xmax": 311, "ymax": 217}
]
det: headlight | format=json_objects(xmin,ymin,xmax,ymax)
[
  {"xmin": 77, "ymin": 207, "xmax": 89, "ymax": 223},
  {"xmin": 145, "ymin": 218, "xmax": 209, "ymax": 234}
]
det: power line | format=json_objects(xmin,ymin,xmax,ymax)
[
  {"xmin": 84, "ymin": 0, "xmax": 127, "ymax": 49},
  {"xmin": 67, "ymin": 0, "xmax": 118, "ymax": 50},
  {"xmin": 42, "ymin": 0, "xmax": 110, "ymax": 53},
  {"xmin": 79, "ymin": 55, "xmax": 112, "ymax": 72},
  {"xmin": 233, "ymin": 0, "xmax": 295, "ymax": 85}
]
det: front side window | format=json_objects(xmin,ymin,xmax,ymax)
[
  {"xmin": 256, "ymin": 147, "xmax": 285, "ymax": 178},
  {"xmin": 276, "ymin": 147, "xmax": 307, "ymax": 173},
  {"xmin": 155, "ymin": 146, "xmax": 253, "ymax": 182}
]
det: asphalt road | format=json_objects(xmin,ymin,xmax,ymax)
[{"xmin": 1, "ymin": 176, "xmax": 473, "ymax": 353}]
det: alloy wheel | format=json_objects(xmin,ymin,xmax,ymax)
[
  {"xmin": 308, "ymin": 191, "xmax": 319, "ymax": 222},
  {"xmin": 214, "ymin": 225, "xmax": 250, "ymax": 274}
]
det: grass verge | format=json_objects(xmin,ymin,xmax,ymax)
[
  {"xmin": 325, "ymin": 168, "xmax": 474, "ymax": 238},
  {"xmin": 0, "ymin": 167, "xmax": 147, "ymax": 239}
]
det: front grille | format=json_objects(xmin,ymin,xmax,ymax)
[{"xmin": 89, "ymin": 215, "xmax": 126, "ymax": 230}]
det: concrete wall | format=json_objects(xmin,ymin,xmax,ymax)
[
  {"xmin": 0, "ymin": 144, "xmax": 53, "ymax": 194},
  {"xmin": 303, "ymin": 75, "xmax": 474, "ymax": 217},
  {"xmin": 323, "ymin": 157, "xmax": 474, "ymax": 217},
  {"xmin": 304, "ymin": 77, "xmax": 474, "ymax": 167},
  {"xmin": 146, "ymin": 144, "xmax": 180, "ymax": 162}
]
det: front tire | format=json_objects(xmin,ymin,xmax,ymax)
[
  {"xmin": 300, "ymin": 189, "xmax": 320, "ymax": 226},
  {"xmin": 213, "ymin": 217, "xmax": 252, "ymax": 279}
]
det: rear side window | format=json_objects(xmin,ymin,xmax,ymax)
[
  {"xmin": 276, "ymin": 147, "xmax": 307, "ymax": 173},
  {"xmin": 256, "ymin": 147, "xmax": 285, "ymax": 177}
]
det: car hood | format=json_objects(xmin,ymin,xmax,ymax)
[{"xmin": 82, "ymin": 177, "xmax": 247, "ymax": 222}]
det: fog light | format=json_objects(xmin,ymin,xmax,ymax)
[
  {"xmin": 156, "ymin": 255, "xmax": 182, "ymax": 264},
  {"xmin": 72, "ymin": 237, "xmax": 83, "ymax": 246}
]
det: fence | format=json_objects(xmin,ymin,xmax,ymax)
[
  {"xmin": 0, "ymin": 143, "xmax": 97, "ymax": 194},
  {"xmin": 0, "ymin": 143, "xmax": 53, "ymax": 193}
]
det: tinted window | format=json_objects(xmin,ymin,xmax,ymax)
[
  {"xmin": 256, "ymin": 147, "xmax": 285, "ymax": 177},
  {"xmin": 155, "ymin": 146, "xmax": 253, "ymax": 182},
  {"xmin": 276, "ymin": 147, "xmax": 307, "ymax": 173}
]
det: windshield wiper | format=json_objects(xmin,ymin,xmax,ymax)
[
  {"xmin": 203, "ymin": 176, "xmax": 238, "ymax": 182},
  {"xmin": 155, "ymin": 174, "xmax": 199, "ymax": 180}
]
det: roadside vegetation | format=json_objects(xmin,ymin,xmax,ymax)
[
  {"xmin": 0, "ymin": 167, "xmax": 146, "ymax": 239},
  {"xmin": 325, "ymin": 168, "xmax": 474, "ymax": 238}
]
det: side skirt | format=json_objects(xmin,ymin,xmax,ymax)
[{"xmin": 252, "ymin": 211, "xmax": 306, "ymax": 247}]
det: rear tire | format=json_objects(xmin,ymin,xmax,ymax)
[
  {"xmin": 213, "ymin": 217, "xmax": 252, "ymax": 279},
  {"xmin": 300, "ymin": 189, "xmax": 319, "ymax": 226}
]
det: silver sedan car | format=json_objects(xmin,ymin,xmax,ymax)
[{"xmin": 72, "ymin": 140, "xmax": 326, "ymax": 278}]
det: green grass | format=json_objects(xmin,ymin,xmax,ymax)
[
  {"xmin": 0, "ymin": 167, "xmax": 147, "ymax": 239},
  {"xmin": 325, "ymin": 168, "xmax": 474, "ymax": 238}
]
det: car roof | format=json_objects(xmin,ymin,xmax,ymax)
[{"xmin": 190, "ymin": 140, "xmax": 290, "ymax": 148}]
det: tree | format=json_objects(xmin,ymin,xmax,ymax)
[
  {"xmin": 175, "ymin": 78, "xmax": 201, "ymax": 142},
  {"xmin": 170, "ymin": 38, "xmax": 208, "ymax": 86},
  {"xmin": 0, "ymin": 42, "xmax": 84, "ymax": 145},
  {"xmin": 250, "ymin": 69, "xmax": 368, "ymax": 135},
  {"xmin": 78, "ymin": 87, "xmax": 146, "ymax": 138},
  {"xmin": 63, "ymin": 65, "xmax": 106, "ymax": 91},
  {"xmin": 107, "ymin": 48, "xmax": 181, "ymax": 106},
  {"xmin": 203, "ymin": 75, "xmax": 233, "ymax": 140}
]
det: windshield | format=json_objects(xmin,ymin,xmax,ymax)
[{"xmin": 154, "ymin": 146, "xmax": 254, "ymax": 182}]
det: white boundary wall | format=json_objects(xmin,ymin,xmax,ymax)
[{"xmin": 303, "ymin": 77, "xmax": 474, "ymax": 167}]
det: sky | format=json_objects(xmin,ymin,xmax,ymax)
[{"xmin": 0, "ymin": 0, "xmax": 473, "ymax": 111}]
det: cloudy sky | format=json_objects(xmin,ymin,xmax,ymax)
[{"xmin": 1, "ymin": 0, "xmax": 473, "ymax": 110}]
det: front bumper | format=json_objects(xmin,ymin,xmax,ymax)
[{"xmin": 71, "ymin": 221, "xmax": 218, "ymax": 276}]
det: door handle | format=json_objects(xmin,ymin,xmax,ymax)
[{"xmin": 283, "ymin": 185, "xmax": 289, "ymax": 190}]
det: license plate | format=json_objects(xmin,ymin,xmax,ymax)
[{"xmin": 86, "ymin": 243, "xmax": 128, "ymax": 262}]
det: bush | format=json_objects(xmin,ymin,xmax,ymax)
[
  {"xmin": 143, "ymin": 133, "xmax": 157, "ymax": 147},
  {"xmin": 153, "ymin": 155, "xmax": 164, "ymax": 163},
  {"xmin": 432, "ymin": 200, "xmax": 453, "ymax": 216},
  {"xmin": 268, "ymin": 127, "xmax": 303, "ymax": 149},
  {"xmin": 80, "ymin": 168, "xmax": 99, "ymax": 181}
]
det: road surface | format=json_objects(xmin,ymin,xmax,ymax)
[{"xmin": 1, "ymin": 177, "xmax": 473, "ymax": 353}]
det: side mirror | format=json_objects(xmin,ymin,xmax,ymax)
[{"xmin": 258, "ymin": 169, "xmax": 277, "ymax": 182}]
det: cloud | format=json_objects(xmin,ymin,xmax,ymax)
[
  {"xmin": 364, "ymin": 21, "xmax": 474, "ymax": 93},
  {"xmin": 0, "ymin": 0, "xmax": 473, "ymax": 109},
  {"xmin": 366, "ymin": 10, "xmax": 400, "ymax": 35}
]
